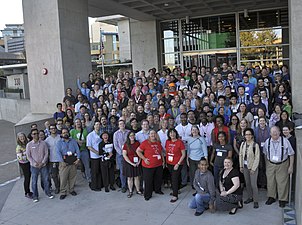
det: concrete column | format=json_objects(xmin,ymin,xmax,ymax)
[
  {"xmin": 23, "ymin": 0, "xmax": 91, "ymax": 114},
  {"xmin": 118, "ymin": 19, "xmax": 131, "ymax": 63},
  {"xmin": 290, "ymin": 0, "xmax": 302, "ymax": 113},
  {"xmin": 290, "ymin": 2, "xmax": 302, "ymax": 225},
  {"xmin": 129, "ymin": 19, "xmax": 160, "ymax": 72}
]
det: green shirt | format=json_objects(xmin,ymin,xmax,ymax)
[{"xmin": 70, "ymin": 128, "xmax": 88, "ymax": 151}]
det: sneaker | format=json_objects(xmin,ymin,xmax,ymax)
[
  {"xmin": 194, "ymin": 211, "xmax": 203, "ymax": 216},
  {"xmin": 47, "ymin": 194, "xmax": 54, "ymax": 199},
  {"xmin": 33, "ymin": 198, "xmax": 39, "ymax": 203},
  {"xmin": 121, "ymin": 187, "xmax": 127, "ymax": 193}
]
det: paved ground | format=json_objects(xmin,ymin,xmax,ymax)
[
  {"xmin": 0, "ymin": 120, "xmax": 19, "ymax": 213},
  {"xmin": 0, "ymin": 174, "xmax": 283, "ymax": 225}
]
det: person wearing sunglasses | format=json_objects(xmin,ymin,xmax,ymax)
[{"xmin": 26, "ymin": 128, "xmax": 54, "ymax": 202}]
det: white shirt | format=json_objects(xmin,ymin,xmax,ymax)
[
  {"xmin": 86, "ymin": 130, "xmax": 102, "ymax": 159},
  {"xmin": 199, "ymin": 122, "xmax": 215, "ymax": 146},
  {"xmin": 157, "ymin": 129, "xmax": 168, "ymax": 151},
  {"xmin": 175, "ymin": 123, "xmax": 192, "ymax": 148}
]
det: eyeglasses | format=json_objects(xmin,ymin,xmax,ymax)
[
  {"xmin": 282, "ymin": 98, "xmax": 288, "ymax": 101},
  {"xmin": 50, "ymin": 127, "xmax": 56, "ymax": 130},
  {"xmin": 32, "ymin": 133, "xmax": 38, "ymax": 135}
]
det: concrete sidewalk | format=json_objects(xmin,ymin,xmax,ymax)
[{"xmin": 0, "ymin": 173, "xmax": 282, "ymax": 225}]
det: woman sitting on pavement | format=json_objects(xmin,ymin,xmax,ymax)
[
  {"xmin": 122, "ymin": 131, "xmax": 142, "ymax": 198},
  {"xmin": 216, "ymin": 157, "xmax": 243, "ymax": 215},
  {"xmin": 239, "ymin": 128, "xmax": 260, "ymax": 208}
]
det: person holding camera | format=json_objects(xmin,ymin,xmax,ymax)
[
  {"xmin": 98, "ymin": 132, "xmax": 116, "ymax": 192},
  {"xmin": 56, "ymin": 128, "xmax": 81, "ymax": 200}
]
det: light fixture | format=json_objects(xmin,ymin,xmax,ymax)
[
  {"xmin": 244, "ymin": 9, "xmax": 249, "ymax": 18},
  {"xmin": 164, "ymin": 3, "xmax": 169, "ymax": 7}
]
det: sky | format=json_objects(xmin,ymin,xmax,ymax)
[
  {"xmin": 0, "ymin": 0, "xmax": 23, "ymax": 31},
  {"xmin": 0, "ymin": 0, "xmax": 96, "ymax": 35}
]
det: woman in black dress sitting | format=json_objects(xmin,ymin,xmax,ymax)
[{"xmin": 216, "ymin": 157, "xmax": 243, "ymax": 215}]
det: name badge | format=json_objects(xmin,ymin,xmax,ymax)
[
  {"xmin": 168, "ymin": 156, "xmax": 173, "ymax": 162},
  {"xmin": 217, "ymin": 152, "xmax": 223, "ymax": 157},
  {"xmin": 261, "ymin": 142, "xmax": 265, "ymax": 147},
  {"xmin": 272, "ymin": 156, "xmax": 279, "ymax": 162},
  {"xmin": 133, "ymin": 157, "xmax": 139, "ymax": 163},
  {"xmin": 157, "ymin": 155, "xmax": 161, "ymax": 160}
]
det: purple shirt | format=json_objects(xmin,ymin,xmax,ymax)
[{"xmin": 26, "ymin": 140, "xmax": 49, "ymax": 167}]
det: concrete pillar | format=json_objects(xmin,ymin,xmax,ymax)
[
  {"xmin": 23, "ymin": 0, "xmax": 91, "ymax": 114},
  {"xmin": 118, "ymin": 19, "xmax": 131, "ymax": 63},
  {"xmin": 290, "ymin": 0, "xmax": 302, "ymax": 113},
  {"xmin": 129, "ymin": 19, "xmax": 160, "ymax": 72},
  {"xmin": 290, "ymin": 1, "xmax": 302, "ymax": 225}
]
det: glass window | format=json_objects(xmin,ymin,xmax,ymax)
[
  {"xmin": 181, "ymin": 14, "xmax": 236, "ymax": 51},
  {"xmin": 240, "ymin": 28, "xmax": 289, "ymax": 47},
  {"xmin": 240, "ymin": 45, "xmax": 289, "ymax": 62},
  {"xmin": 161, "ymin": 20, "xmax": 179, "ymax": 38},
  {"xmin": 163, "ymin": 38, "xmax": 179, "ymax": 53},
  {"xmin": 163, "ymin": 53, "xmax": 180, "ymax": 66},
  {"xmin": 239, "ymin": 9, "xmax": 288, "ymax": 30}
]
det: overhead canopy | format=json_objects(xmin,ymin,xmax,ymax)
[{"xmin": 88, "ymin": 0, "xmax": 287, "ymax": 20}]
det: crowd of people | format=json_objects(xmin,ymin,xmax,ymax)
[{"xmin": 16, "ymin": 62, "xmax": 296, "ymax": 216}]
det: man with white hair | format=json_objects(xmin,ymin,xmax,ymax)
[{"xmin": 263, "ymin": 126, "xmax": 294, "ymax": 208}]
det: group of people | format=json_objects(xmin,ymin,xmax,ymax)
[{"xmin": 16, "ymin": 62, "xmax": 296, "ymax": 216}]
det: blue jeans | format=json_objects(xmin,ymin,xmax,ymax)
[
  {"xmin": 31, "ymin": 165, "xmax": 50, "ymax": 198},
  {"xmin": 116, "ymin": 153, "xmax": 126, "ymax": 189},
  {"xmin": 188, "ymin": 193, "xmax": 210, "ymax": 213},
  {"xmin": 80, "ymin": 150, "xmax": 91, "ymax": 182}
]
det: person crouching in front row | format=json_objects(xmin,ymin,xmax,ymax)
[{"xmin": 188, "ymin": 157, "xmax": 216, "ymax": 216}]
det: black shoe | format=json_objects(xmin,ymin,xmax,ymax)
[
  {"xmin": 229, "ymin": 207, "xmax": 238, "ymax": 215},
  {"xmin": 121, "ymin": 187, "xmax": 127, "ymax": 193},
  {"xmin": 110, "ymin": 185, "xmax": 116, "ymax": 191},
  {"xmin": 254, "ymin": 202, "xmax": 259, "ymax": 208},
  {"xmin": 105, "ymin": 187, "xmax": 109, "ymax": 193},
  {"xmin": 145, "ymin": 197, "xmax": 151, "ymax": 201},
  {"xmin": 155, "ymin": 190, "xmax": 164, "ymax": 195},
  {"xmin": 70, "ymin": 191, "xmax": 77, "ymax": 196},
  {"xmin": 60, "ymin": 195, "xmax": 66, "ymax": 200},
  {"xmin": 194, "ymin": 211, "xmax": 203, "ymax": 216},
  {"xmin": 265, "ymin": 197, "xmax": 276, "ymax": 205},
  {"xmin": 279, "ymin": 201, "xmax": 287, "ymax": 208},
  {"xmin": 91, "ymin": 188, "xmax": 101, "ymax": 192},
  {"xmin": 244, "ymin": 198, "xmax": 253, "ymax": 204}
]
